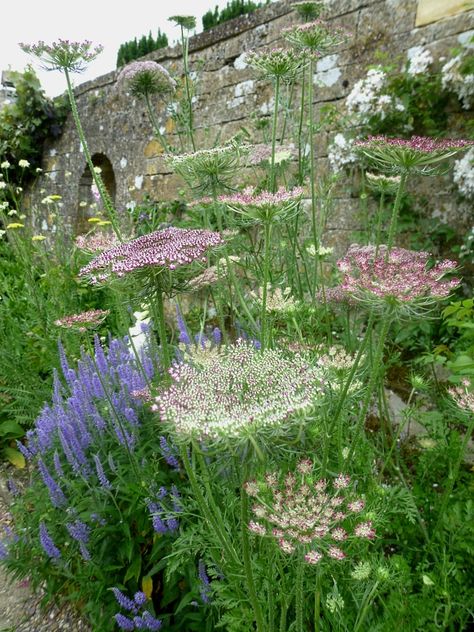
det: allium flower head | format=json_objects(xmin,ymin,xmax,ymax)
[
  {"xmin": 292, "ymin": 1, "xmax": 324, "ymax": 21},
  {"xmin": 79, "ymin": 227, "xmax": 223, "ymax": 287},
  {"xmin": 167, "ymin": 143, "xmax": 250, "ymax": 192},
  {"xmin": 283, "ymin": 20, "xmax": 350, "ymax": 53},
  {"xmin": 355, "ymin": 135, "xmax": 474, "ymax": 176},
  {"xmin": 365, "ymin": 172, "xmax": 401, "ymax": 194},
  {"xmin": 54, "ymin": 309, "xmax": 109, "ymax": 332},
  {"xmin": 246, "ymin": 459, "xmax": 374, "ymax": 564},
  {"xmin": 168, "ymin": 15, "xmax": 196, "ymax": 30},
  {"xmin": 155, "ymin": 339, "xmax": 324, "ymax": 444},
  {"xmin": 246, "ymin": 47, "xmax": 310, "ymax": 80},
  {"xmin": 20, "ymin": 39, "xmax": 103, "ymax": 73},
  {"xmin": 117, "ymin": 61, "xmax": 176, "ymax": 98},
  {"xmin": 219, "ymin": 186, "xmax": 304, "ymax": 223},
  {"xmin": 334, "ymin": 245, "xmax": 460, "ymax": 317}
]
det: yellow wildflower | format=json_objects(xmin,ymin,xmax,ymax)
[{"xmin": 6, "ymin": 223, "xmax": 25, "ymax": 229}]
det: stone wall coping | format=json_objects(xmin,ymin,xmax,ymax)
[{"xmin": 73, "ymin": 0, "xmax": 293, "ymax": 98}]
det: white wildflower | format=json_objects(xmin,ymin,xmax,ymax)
[
  {"xmin": 406, "ymin": 46, "xmax": 433, "ymax": 76},
  {"xmin": 328, "ymin": 133, "xmax": 357, "ymax": 172},
  {"xmin": 453, "ymin": 147, "xmax": 474, "ymax": 198}
]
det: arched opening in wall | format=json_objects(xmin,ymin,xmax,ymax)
[{"xmin": 76, "ymin": 153, "xmax": 116, "ymax": 234}]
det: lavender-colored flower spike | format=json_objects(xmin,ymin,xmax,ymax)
[
  {"xmin": 93, "ymin": 454, "xmax": 112, "ymax": 490},
  {"xmin": 141, "ymin": 611, "xmax": 163, "ymax": 630},
  {"xmin": 39, "ymin": 522, "xmax": 61, "ymax": 559},
  {"xmin": 38, "ymin": 459, "xmax": 67, "ymax": 508},
  {"xmin": 114, "ymin": 613, "xmax": 135, "ymax": 631},
  {"xmin": 112, "ymin": 587, "xmax": 136, "ymax": 612},
  {"xmin": 159, "ymin": 436, "xmax": 180, "ymax": 471},
  {"xmin": 198, "ymin": 560, "xmax": 212, "ymax": 604},
  {"xmin": 176, "ymin": 303, "xmax": 191, "ymax": 345}
]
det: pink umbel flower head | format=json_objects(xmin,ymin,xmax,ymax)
[
  {"xmin": 79, "ymin": 227, "xmax": 223, "ymax": 287},
  {"xmin": 355, "ymin": 135, "xmax": 474, "ymax": 175},
  {"xmin": 54, "ymin": 309, "xmax": 109, "ymax": 332},
  {"xmin": 449, "ymin": 378, "xmax": 474, "ymax": 415},
  {"xmin": 333, "ymin": 244, "xmax": 460, "ymax": 317},
  {"xmin": 154, "ymin": 339, "xmax": 324, "ymax": 444},
  {"xmin": 246, "ymin": 47, "xmax": 310, "ymax": 80},
  {"xmin": 245, "ymin": 459, "xmax": 376, "ymax": 564},
  {"xmin": 283, "ymin": 19, "xmax": 350, "ymax": 53},
  {"xmin": 75, "ymin": 232, "xmax": 120, "ymax": 254},
  {"xmin": 219, "ymin": 186, "xmax": 304, "ymax": 223},
  {"xmin": 116, "ymin": 61, "xmax": 176, "ymax": 98},
  {"xmin": 20, "ymin": 40, "xmax": 103, "ymax": 73}
]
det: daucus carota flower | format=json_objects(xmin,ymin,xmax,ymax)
[
  {"xmin": 334, "ymin": 244, "xmax": 460, "ymax": 316},
  {"xmin": 39, "ymin": 521, "xmax": 61, "ymax": 559},
  {"xmin": 283, "ymin": 20, "xmax": 350, "ymax": 53},
  {"xmin": 449, "ymin": 378, "xmax": 474, "ymax": 415},
  {"xmin": 154, "ymin": 339, "xmax": 324, "ymax": 443},
  {"xmin": 20, "ymin": 39, "xmax": 103, "ymax": 73},
  {"xmin": 54, "ymin": 309, "xmax": 109, "ymax": 332},
  {"xmin": 219, "ymin": 186, "xmax": 304, "ymax": 223},
  {"xmin": 355, "ymin": 135, "xmax": 474, "ymax": 175},
  {"xmin": 246, "ymin": 459, "xmax": 374, "ymax": 563},
  {"xmin": 79, "ymin": 227, "xmax": 223, "ymax": 284},
  {"xmin": 251, "ymin": 285, "xmax": 298, "ymax": 313},
  {"xmin": 246, "ymin": 47, "xmax": 310, "ymax": 80},
  {"xmin": 365, "ymin": 172, "xmax": 401, "ymax": 194},
  {"xmin": 117, "ymin": 61, "xmax": 176, "ymax": 98},
  {"xmin": 167, "ymin": 143, "xmax": 250, "ymax": 192},
  {"xmin": 75, "ymin": 231, "xmax": 120, "ymax": 253},
  {"xmin": 248, "ymin": 143, "xmax": 295, "ymax": 165}
]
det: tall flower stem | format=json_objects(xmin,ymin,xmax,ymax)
[
  {"xmin": 260, "ymin": 221, "xmax": 273, "ymax": 351},
  {"xmin": 295, "ymin": 553, "xmax": 305, "ymax": 632},
  {"xmin": 179, "ymin": 445, "xmax": 241, "ymax": 567},
  {"xmin": 314, "ymin": 568, "xmax": 322, "ymax": 632},
  {"xmin": 151, "ymin": 281, "xmax": 171, "ymax": 372},
  {"xmin": 144, "ymin": 93, "xmax": 170, "ymax": 153},
  {"xmin": 241, "ymin": 487, "xmax": 265, "ymax": 632},
  {"xmin": 324, "ymin": 310, "xmax": 375, "ymax": 470},
  {"xmin": 308, "ymin": 57, "xmax": 319, "ymax": 279},
  {"xmin": 297, "ymin": 68, "xmax": 306, "ymax": 184},
  {"xmin": 386, "ymin": 170, "xmax": 407, "ymax": 256},
  {"xmin": 64, "ymin": 69, "xmax": 122, "ymax": 240},
  {"xmin": 374, "ymin": 190, "xmax": 385, "ymax": 257},
  {"xmin": 354, "ymin": 581, "xmax": 380, "ymax": 632},
  {"xmin": 180, "ymin": 25, "xmax": 196, "ymax": 151},
  {"xmin": 424, "ymin": 414, "xmax": 474, "ymax": 557},
  {"xmin": 348, "ymin": 311, "xmax": 392, "ymax": 461},
  {"xmin": 270, "ymin": 76, "xmax": 281, "ymax": 193}
]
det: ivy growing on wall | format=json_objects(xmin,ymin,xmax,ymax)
[{"xmin": 0, "ymin": 66, "xmax": 66, "ymax": 204}]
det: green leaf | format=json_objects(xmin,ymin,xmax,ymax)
[
  {"xmin": 3, "ymin": 446, "xmax": 26, "ymax": 468},
  {"xmin": 0, "ymin": 420, "xmax": 25, "ymax": 438},
  {"xmin": 124, "ymin": 555, "xmax": 142, "ymax": 584}
]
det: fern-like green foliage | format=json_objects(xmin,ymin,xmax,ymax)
[{"xmin": 116, "ymin": 30, "xmax": 169, "ymax": 68}]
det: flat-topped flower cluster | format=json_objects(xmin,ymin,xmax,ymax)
[
  {"xmin": 245, "ymin": 459, "xmax": 375, "ymax": 564},
  {"xmin": 154, "ymin": 339, "xmax": 324, "ymax": 443},
  {"xmin": 79, "ymin": 227, "xmax": 223, "ymax": 282},
  {"xmin": 335, "ymin": 245, "xmax": 459, "ymax": 314}
]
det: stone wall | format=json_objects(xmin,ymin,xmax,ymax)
[{"xmin": 27, "ymin": 0, "xmax": 473, "ymax": 246}]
